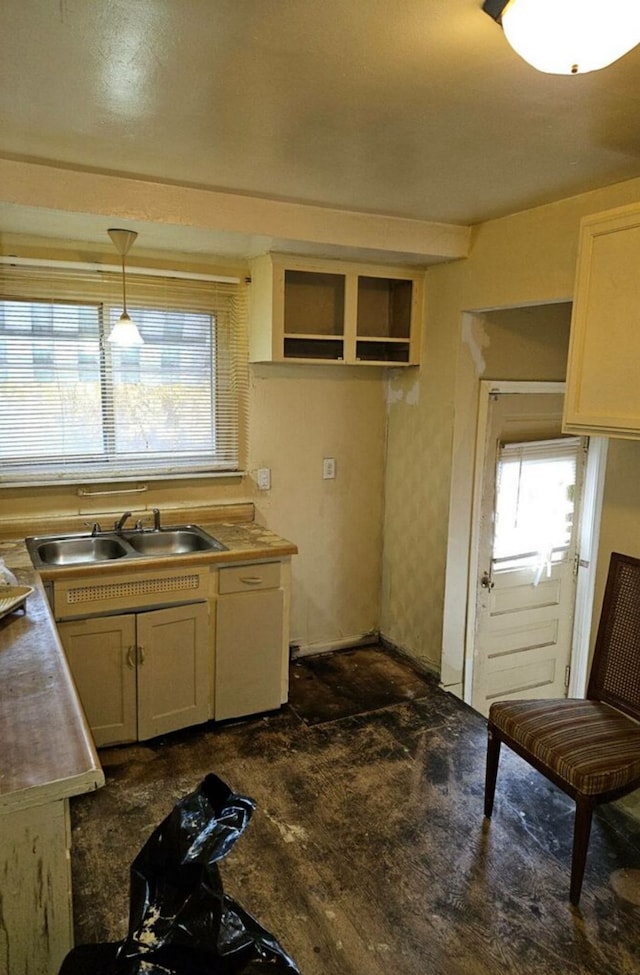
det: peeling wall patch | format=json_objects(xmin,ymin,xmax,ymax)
[{"xmin": 461, "ymin": 314, "xmax": 489, "ymax": 376}]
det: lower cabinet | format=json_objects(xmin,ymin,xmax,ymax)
[
  {"xmin": 1, "ymin": 799, "xmax": 75, "ymax": 975},
  {"xmin": 53, "ymin": 555, "xmax": 293, "ymax": 741},
  {"xmin": 215, "ymin": 561, "xmax": 286, "ymax": 720},
  {"xmin": 58, "ymin": 602, "xmax": 209, "ymax": 747}
]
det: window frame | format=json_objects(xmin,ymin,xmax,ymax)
[{"xmin": 0, "ymin": 262, "xmax": 248, "ymax": 487}]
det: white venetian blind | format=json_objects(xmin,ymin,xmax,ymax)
[
  {"xmin": 0, "ymin": 262, "xmax": 248, "ymax": 485},
  {"xmin": 493, "ymin": 437, "xmax": 582, "ymax": 566}
]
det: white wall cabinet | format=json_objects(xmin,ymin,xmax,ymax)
[
  {"xmin": 58, "ymin": 602, "xmax": 209, "ymax": 747},
  {"xmin": 214, "ymin": 561, "xmax": 287, "ymax": 720},
  {"xmin": 249, "ymin": 253, "xmax": 424, "ymax": 366},
  {"xmin": 564, "ymin": 203, "xmax": 640, "ymax": 438}
]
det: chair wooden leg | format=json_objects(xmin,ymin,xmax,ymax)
[
  {"xmin": 484, "ymin": 727, "xmax": 501, "ymax": 818},
  {"xmin": 570, "ymin": 796, "xmax": 594, "ymax": 906}
]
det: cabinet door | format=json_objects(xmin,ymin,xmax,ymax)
[
  {"xmin": 215, "ymin": 588, "xmax": 284, "ymax": 720},
  {"xmin": 136, "ymin": 602, "xmax": 210, "ymax": 740},
  {"xmin": 564, "ymin": 206, "xmax": 640, "ymax": 437},
  {"xmin": 58, "ymin": 614, "xmax": 137, "ymax": 747}
]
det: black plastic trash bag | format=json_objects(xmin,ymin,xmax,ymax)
[{"xmin": 59, "ymin": 773, "xmax": 301, "ymax": 975}]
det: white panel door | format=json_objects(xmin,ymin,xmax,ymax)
[{"xmin": 471, "ymin": 392, "xmax": 586, "ymax": 716}]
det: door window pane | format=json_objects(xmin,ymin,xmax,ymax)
[{"xmin": 493, "ymin": 438, "xmax": 581, "ymax": 571}]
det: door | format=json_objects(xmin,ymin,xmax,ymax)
[
  {"xmin": 137, "ymin": 602, "xmax": 210, "ymax": 740},
  {"xmin": 470, "ymin": 390, "xmax": 586, "ymax": 716},
  {"xmin": 215, "ymin": 588, "xmax": 284, "ymax": 720},
  {"xmin": 58, "ymin": 613, "xmax": 137, "ymax": 747}
]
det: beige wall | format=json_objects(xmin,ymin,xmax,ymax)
[
  {"xmin": 592, "ymin": 438, "xmax": 640, "ymax": 622},
  {"xmin": 480, "ymin": 304, "xmax": 571, "ymax": 381},
  {"xmin": 381, "ymin": 175, "xmax": 640, "ymax": 681},
  {"xmin": 248, "ymin": 363, "xmax": 386, "ymax": 650}
]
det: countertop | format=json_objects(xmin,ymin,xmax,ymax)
[
  {"xmin": 1, "ymin": 505, "xmax": 298, "ymax": 581},
  {"xmin": 0, "ymin": 572, "xmax": 104, "ymax": 813},
  {"xmin": 0, "ymin": 505, "xmax": 297, "ymax": 812}
]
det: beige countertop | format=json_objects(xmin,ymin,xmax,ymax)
[
  {"xmin": 0, "ymin": 505, "xmax": 297, "ymax": 811},
  {"xmin": 1, "ymin": 503, "xmax": 298, "ymax": 580},
  {"xmin": 0, "ymin": 572, "xmax": 104, "ymax": 813},
  {"xmin": 30, "ymin": 520, "xmax": 298, "ymax": 581}
]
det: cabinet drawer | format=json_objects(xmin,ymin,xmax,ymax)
[{"xmin": 218, "ymin": 561, "xmax": 280, "ymax": 594}]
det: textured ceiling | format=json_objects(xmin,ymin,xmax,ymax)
[{"xmin": 1, "ymin": 0, "xmax": 640, "ymax": 256}]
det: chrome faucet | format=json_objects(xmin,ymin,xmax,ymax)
[
  {"xmin": 114, "ymin": 511, "xmax": 132, "ymax": 532},
  {"xmin": 153, "ymin": 507, "xmax": 162, "ymax": 531}
]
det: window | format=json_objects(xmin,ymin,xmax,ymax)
[
  {"xmin": 493, "ymin": 437, "xmax": 582, "ymax": 575},
  {"xmin": 0, "ymin": 263, "xmax": 248, "ymax": 485}
]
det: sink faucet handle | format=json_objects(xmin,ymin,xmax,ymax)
[{"xmin": 84, "ymin": 521, "xmax": 102, "ymax": 536}]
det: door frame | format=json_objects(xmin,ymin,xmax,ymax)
[{"xmin": 462, "ymin": 380, "xmax": 607, "ymax": 706}]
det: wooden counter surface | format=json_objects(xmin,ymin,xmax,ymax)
[{"xmin": 0, "ymin": 571, "xmax": 104, "ymax": 813}]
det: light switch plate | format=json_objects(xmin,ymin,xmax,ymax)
[
  {"xmin": 257, "ymin": 467, "xmax": 271, "ymax": 490},
  {"xmin": 322, "ymin": 457, "xmax": 336, "ymax": 479}
]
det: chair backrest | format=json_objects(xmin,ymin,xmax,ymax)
[{"xmin": 587, "ymin": 551, "xmax": 640, "ymax": 721}]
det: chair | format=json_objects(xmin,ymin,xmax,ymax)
[{"xmin": 484, "ymin": 551, "xmax": 640, "ymax": 905}]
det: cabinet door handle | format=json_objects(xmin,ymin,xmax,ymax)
[
  {"xmin": 126, "ymin": 646, "xmax": 136, "ymax": 669},
  {"xmin": 239, "ymin": 576, "xmax": 263, "ymax": 586},
  {"xmin": 137, "ymin": 644, "xmax": 146, "ymax": 664}
]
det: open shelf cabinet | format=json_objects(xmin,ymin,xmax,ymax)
[{"xmin": 249, "ymin": 254, "xmax": 424, "ymax": 366}]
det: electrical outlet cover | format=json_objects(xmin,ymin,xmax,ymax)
[{"xmin": 257, "ymin": 467, "xmax": 271, "ymax": 490}]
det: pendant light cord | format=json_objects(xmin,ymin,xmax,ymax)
[{"xmin": 121, "ymin": 253, "xmax": 128, "ymax": 317}]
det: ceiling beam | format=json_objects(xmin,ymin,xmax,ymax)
[{"xmin": 0, "ymin": 159, "xmax": 471, "ymax": 265}]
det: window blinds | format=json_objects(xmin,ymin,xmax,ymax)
[
  {"xmin": 493, "ymin": 436, "xmax": 582, "ymax": 567},
  {"xmin": 0, "ymin": 262, "xmax": 248, "ymax": 485}
]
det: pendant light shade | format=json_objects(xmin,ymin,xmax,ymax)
[
  {"xmin": 107, "ymin": 228, "xmax": 144, "ymax": 346},
  {"xmin": 484, "ymin": 0, "xmax": 640, "ymax": 75}
]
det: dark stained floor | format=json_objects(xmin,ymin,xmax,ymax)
[
  {"xmin": 70, "ymin": 645, "xmax": 640, "ymax": 975},
  {"xmin": 288, "ymin": 643, "xmax": 436, "ymax": 724}
]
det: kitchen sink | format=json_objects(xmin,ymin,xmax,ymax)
[
  {"xmin": 26, "ymin": 524, "xmax": 227, "ymax": 570},
  {"xmin": 35, "ymin": 536, "xmax": 130, "ymax": 566},
  {"xmin": 124, "ymin": 527, "xmax": 226, "ymax": 556}
]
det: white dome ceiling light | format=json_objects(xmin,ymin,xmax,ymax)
[{"xmin": 482, "ymin": 0, "xmax": 640, "ymax": 76}]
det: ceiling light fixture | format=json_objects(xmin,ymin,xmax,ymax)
[
  {"xmin": 107, "ymin": 228, "xmax": 144, "ymax": 346},
  {"xmin": 482, "ymin": 0, "xmax": 640, "ymax": 75}
]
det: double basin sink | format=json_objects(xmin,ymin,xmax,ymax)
[{"xmin": 26, "ymin": 525, "xmax": 227, "ymax": 570}]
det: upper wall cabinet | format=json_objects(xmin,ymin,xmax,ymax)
[
  {"xmin": 249, "ymin": 254, "xmax": 424, "ymax": 366},
  {"xmin": 563, "ymin": 204, "xmax": 640, "ymax": 439}
]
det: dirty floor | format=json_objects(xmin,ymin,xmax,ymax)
[{"xmin": 70, "ymin": 645, "xmax": 640, "ymax": 975}]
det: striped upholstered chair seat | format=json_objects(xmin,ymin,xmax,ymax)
[
  {"xmin": 484, "ymin": 552, "xmax": 640, "ymax": 906},
  {"xmin": 488, "ymin": 699, "xmax": 640, "ymax": 796}
]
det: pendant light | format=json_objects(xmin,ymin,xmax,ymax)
[
  {"xmin": 107, "ymin": 228, "xmax": 144, "ymax": 346},
  {"xmin": 483, "ymin": 0, "xmax": 640, "ymax": 75}
]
